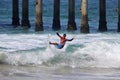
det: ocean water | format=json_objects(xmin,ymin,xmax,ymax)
[{"xmin": 0, "ymin": 0, "xmax": 120, "ymax": 80}]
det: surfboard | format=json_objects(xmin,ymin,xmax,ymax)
[{"xmin": 47, "ymin": 34, "xmax": 54, "ymax": 49}]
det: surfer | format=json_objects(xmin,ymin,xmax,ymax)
[{"xmin": 49, "ymin": 32, "xmax": 74, "ymax": 49}]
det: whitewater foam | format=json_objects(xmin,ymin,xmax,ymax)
[{"xmin": 0, "ymin": 33, "xmax": 120, "ymax": 68}]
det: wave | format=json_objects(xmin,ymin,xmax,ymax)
[
  {"xmin": 0, "ymin": 38, "xmax": 120, "ymax": 69},
  {"xmin": 0, "ymin": 33, "xmax": 120, "ymax": 69}
]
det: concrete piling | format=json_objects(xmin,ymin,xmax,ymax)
[
  {"xmin": 98, "ymin": 0, "xmax": 107, "ymax": 32},
  {"xmin": 21, "ymin": 0, "xmax": 30, "ymax": 28},
  {"xmin": 35, "ymin": 0, "xmax": 43, "ymax": 31},
  {"xmin": 67, "ymin": 0, "xmax": 77, "ymax": 31},
  {"xmin": 12, "ymin": 0, "xmax": 20, "ymax": 26},
  {"xmin": 80, "ymin": 0, "xmax": 89, "ymax": 33},
  {"xmin": 52, "ymin": 0, "xmax": 61, "ymax": 30}
]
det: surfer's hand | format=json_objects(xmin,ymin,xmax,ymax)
[
  {"xmin": 73, "ymin": 36, "xmax": 76, "ymax": 39},
  {"xmin": 72, "ymin": 38, "xmax": 74, "ymax": 40},
  {"xmin": 56, "ymin": 32, "xmax": 59, "ymax": 36}
]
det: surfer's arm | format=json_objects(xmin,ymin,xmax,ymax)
[
  {"xmin": 56, "ymin": 32, "xmax": 62, "ymax": 38},
  {"xmin": 67, "ymin": 38, "xmax": 74, "ymax": 41}
]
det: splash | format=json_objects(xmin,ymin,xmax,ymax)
[{"xmin": 0, "ymin": 33, "xmax": 120, "ymax": 68}]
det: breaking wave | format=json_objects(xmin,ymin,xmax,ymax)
[{"xmin": 0, "ymin": 33, "xmax": 120, "ymax": 69}]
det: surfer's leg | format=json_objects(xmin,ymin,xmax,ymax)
[
  {"xmin": 49, "ymin": 42, "xmax": 63, "ymax": 49},
  {"xmin": 49, "ymin": 42, "xmax": 58, "ymax": 45},
  {"xmin": 55, "ymin": 44, "xmax": 63, "ymax": 49}
]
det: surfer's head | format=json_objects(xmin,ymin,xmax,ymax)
[{"xmin": 63, "ymin": 34, "xmax": 66, "ymax": 38}]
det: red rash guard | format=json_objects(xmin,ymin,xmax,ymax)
[{"xmin": 60, "ymin": 36, "xmax": 67, "ymax": 45}]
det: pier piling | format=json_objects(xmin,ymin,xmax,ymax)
[
  {"xmin": 80, "ymin": 0, "xmax": 89, "ymax": 33},
  {"xmin": 12, "ymin": 0, "xmax": 20, "ymax": 26},
  {"xmin": 52, "ymin": 0, "xmax": 61, "ymax": 30},
  {"xmin": 35, "ymin": 0, "xmax": 43, "ymax": 31},
  {"xmin": 21, "ymin": 0, "xmax": 30, "ymax": 28},
  {"xmin": 98, "ymin": 0, "xmax": 107, "ymax": 32},
  {"xmin": 118, "ymin": 0, "xmax": 120, "ymax": 32},
  {"xmin": 67, "ymin": 0, "xmax": 77, "ymax": 31}
]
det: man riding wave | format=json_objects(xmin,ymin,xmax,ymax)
[{"xmin": 49, "ymin": 32, "xmax": 74, "ymax": 49}]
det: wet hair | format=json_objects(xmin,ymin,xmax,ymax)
[{"xmin": 63, "ymin": 34, "xmax": 66, "ymax": 37}]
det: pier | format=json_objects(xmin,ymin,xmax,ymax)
[{"xmin": 1, "ymin": 0, "xmax": 119, "ymax": 33}]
